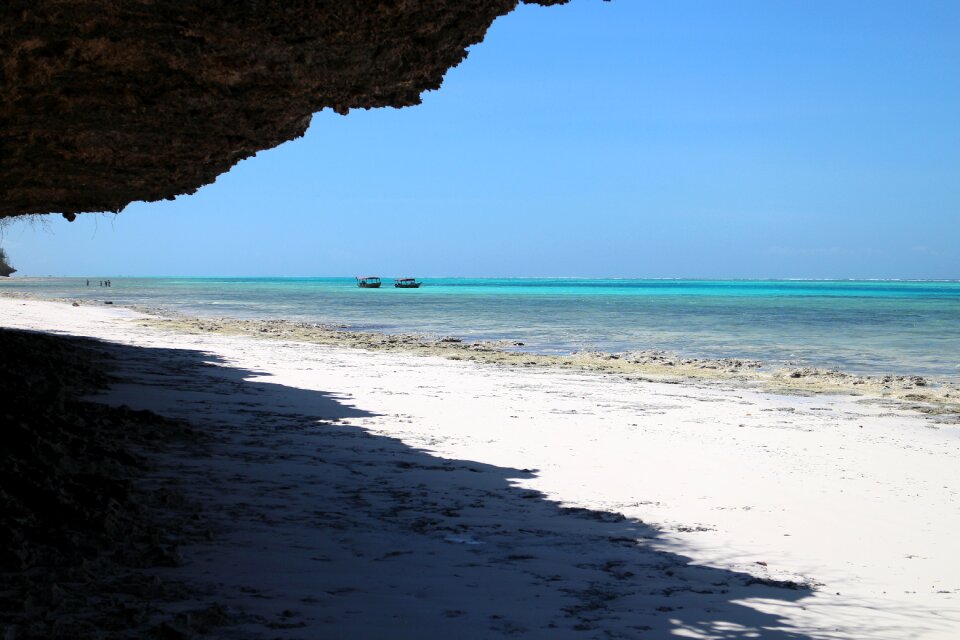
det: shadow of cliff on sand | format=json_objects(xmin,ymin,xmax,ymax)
[{"xmin": 70, "ymin": 335, "xmax": 828, "ymax": 639}]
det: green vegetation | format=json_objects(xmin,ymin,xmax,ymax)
[{"xmin": 0, "ymin": 246, "xmax": 15, "ymax": 277}]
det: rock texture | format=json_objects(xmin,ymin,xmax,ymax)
[{"xmin": 1, "ymin": 0, "xmax": 566, "ymax": 221}]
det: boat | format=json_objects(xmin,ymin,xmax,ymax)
[
  {"xmin": 394, "ymin": 278, "xmax": 422, "ymax": 289},
  {"xmin": 356, "ymin": 276, "xmax": 382, "ymax": 288}
]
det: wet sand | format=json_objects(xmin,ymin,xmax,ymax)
[{"xmin": 2, "ymin": 297, "xmax": 959, "ymax": 639}]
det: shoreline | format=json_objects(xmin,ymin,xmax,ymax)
[
  {"xmin": 3, "ymin": 279, "xmax": 960, "ymax": 377},
  {"xmin": 3, "ymin": 297, "xmax": 960, "ymax": 638},
  {"xmin": 3, "ymin": 289, "xmax": 955, "ymax": 422},
  {"xmin": 142, "ymin": 314, "xmax": 960, "ymax": 422}
]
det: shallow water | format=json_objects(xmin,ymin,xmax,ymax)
[{"xmin": 4, "ymin": 277, "xmax": 960, "ymax": 380}]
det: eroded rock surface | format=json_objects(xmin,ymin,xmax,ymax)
[{"xmin": 1, "ymin": 1, "xmax": 566, "ymax": 220}]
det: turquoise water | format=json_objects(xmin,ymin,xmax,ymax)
[{"xmin": 3, "ymin": 277, "xmax": 960, "ymax": 380}]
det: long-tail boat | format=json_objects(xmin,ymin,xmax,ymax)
[{"xmin": 356, "ymin": 276, "xmax": 382, "ymax": 288}]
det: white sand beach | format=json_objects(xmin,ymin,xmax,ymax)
[{"xmin": 3, "ymin": 297, "xmax": 959, "ymax": 639}]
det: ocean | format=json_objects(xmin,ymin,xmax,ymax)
[{"xmin": 4, "ymin": 277, "xmax": 959, "ymax": 380}]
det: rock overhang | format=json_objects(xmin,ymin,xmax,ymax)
[{"xmin": 0, "ymin": 0, "xmax": 568, "ymax": 221}]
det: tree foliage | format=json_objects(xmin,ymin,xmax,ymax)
[{"xmin": 0, "ymin": 247, "xmax": 15, "ymax": 277}]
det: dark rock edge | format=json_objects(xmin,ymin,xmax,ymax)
[{"xmin": 2, "ymin": 1, "xmax": 568, "ymax": 220}]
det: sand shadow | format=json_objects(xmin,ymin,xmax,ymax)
[{"xmin": 64, "ymin": 334, "xmax": 830, "ymax": 639}]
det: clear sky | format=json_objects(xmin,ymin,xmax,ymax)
[{"xmin": 3, "ymin": 0, "xmax": 959, "ymax": 278}]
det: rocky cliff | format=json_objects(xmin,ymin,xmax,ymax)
[{"xmin": 1, "ymin": 1, "xmax": 566, "ymax": 221}]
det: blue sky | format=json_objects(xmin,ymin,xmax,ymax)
[{"xmin": 4, "ymin": 0, "xmax": 959, "ymax": 278}]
